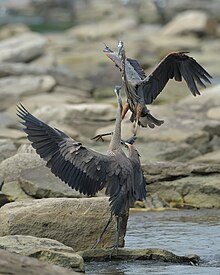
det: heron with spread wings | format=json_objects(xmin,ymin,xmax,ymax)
[
  {"xmin": 17, "ymin": 86, "xmax": 146, "ymax": 254},
  {"xmin": 104, "ymin": 41, "xmax": 212, "ymax": 134}
]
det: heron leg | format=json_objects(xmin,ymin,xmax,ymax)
[
  {"xmin": 133, "ymin": 103, "xmax": 142, "ymax": 135},
  {"xmin": 91, "ymin": 212, "xmax": 113, "ymax": 249},
  {"xmin": 109, "ymin": 216, "xmax": 121, "ymax": 258},
  {"xmin": 121, "ymin": 102, "xmax": 129, "ymax": 119},
  {"xmin": 91, "ymin": 132, "xmax": 113, "ymax": 142}
]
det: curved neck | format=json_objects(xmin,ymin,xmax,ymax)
[{"xmin": 108, "ymin": 96, "xmax": 122, "ymax": 151}]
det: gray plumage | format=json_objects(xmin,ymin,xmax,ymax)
[
  {"xmin": 16, "ymin": 86, "xmax": 146, "ymax": 219},
  {"xmin": 104, "ymin": 42, "xmax": 212, "ymax": 131}
]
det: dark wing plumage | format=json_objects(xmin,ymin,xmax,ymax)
[
  {"xmin": 17, "ymin": 104, "xmax": 114, "ymax": 197},
  {"xmin": 138, "ymin": 52, "xmax": 212, "ymax": 104}
]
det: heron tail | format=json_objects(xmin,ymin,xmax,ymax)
[{"xmin": 130, "ymin": 109, "xmax": 164, "ymax": 128}]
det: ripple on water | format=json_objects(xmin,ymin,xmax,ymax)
[{"xmin": 86, "ymin": 209, "xmax": 220, "ymax": 275}]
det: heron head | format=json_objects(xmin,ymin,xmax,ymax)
[
  {"xmin": 114, "ymin": 85, "xmax": 121, "ymax": 96},
  {"xmin": 103, "ymin": 43, "xmax": 114, "ymax": 53},
  {"xmin": 117, "ymin": 40, "xmax": 124, "ymax": 56}
]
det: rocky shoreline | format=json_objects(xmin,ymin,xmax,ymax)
[{"xmin": 0, "ymin": 0, "xmax": 220, "ymax": 273}]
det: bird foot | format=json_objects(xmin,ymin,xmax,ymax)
[{"xmin": 91, "ymin": 132, "xmax": 113, "ymax": 142}]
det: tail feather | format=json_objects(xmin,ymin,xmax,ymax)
[{"xmin": 130, "ymin": 111, "xmax": 164, "ymax": 128}]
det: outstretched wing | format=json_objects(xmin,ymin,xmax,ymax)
[
  {"xmin": 138, "ymin": 52, "xmax": 212, "ymax": 104},
  {"xmin": 17, "ymin": 104, "xmax": 115, "ymax": 197}
]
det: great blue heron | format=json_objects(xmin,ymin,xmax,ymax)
[
  {"xmin": 16, "ymin": 86, "xmax": 146, "ymax": 254},
  {"xmin": 104, "ymin": 41, "xmax": 212, "ymax": 134}
]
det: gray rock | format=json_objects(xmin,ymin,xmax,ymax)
[
  {"xmin": 0, "ymin": 235, "xmax": 84, "ymax": 272},
  {"xmin": 19, "ymin": 166, "xmax": 83, "ymax": 199},
  {"xmin": 0, "ymin": 32, "xmax": 47, "ymax": 62},
  {"xmin": 160, "ymin": 10, "xmax": 217, "ymax": 37},
  {"xmin": 0, "ymin": 24, "xmax": 30, "ymax": 40},
  {"xmin": 0, "ymin": 139, "xmax": 17, "ymax": 163},
  {"xmin": 0, "ymin": 128, "xmax": 26, "ymax": 140},
  {"xmin": 0, "ymin": 248, "xmax": 80, "ymax": 275},
  {"xmin": 2, "ymin": 181, "xmax": 33, "ymax": 202},
  {"xmin": 0, "ymin": 75, "xmax": 56, "ymax": 111},
  {"xmin": 0, "ymin": 197, "xmax": 127, "ymax": 251},
  {"xmin": 0, "ymin": 112, "xmax": 16, "ymax": 128},
  {"xmin": 193, "ymin": 150, "xmax": 220, "ymax": 164},
  {"xmin": 0, "ymin": 153, "xmax": 45, "ymax": 182},
  {"xmin": 79, "ymin": 248, "xmax": 200, "ymax": 265}
]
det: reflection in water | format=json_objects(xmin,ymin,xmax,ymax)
[{"xmin": 86, "ymin": 209, "xmax": 220, "ymax": 275}]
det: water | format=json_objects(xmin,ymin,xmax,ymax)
[{"xmin": 86, "ymin": 209, "xmax": 220, "ymax": 274}]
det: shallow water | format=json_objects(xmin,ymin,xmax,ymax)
[{"xmin": 86, "ymin": 209, "xmax": 220, "ymax": 274}]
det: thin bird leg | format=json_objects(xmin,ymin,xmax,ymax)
[
  {"xmin": 109, "ymin": 216, "xmax": 121, "ymax": 258},
  {"xmin": 121, "ymin": 102, "xmax": 129, "ymax": 119},
  {"xmin": 91, "ymin": 132, "xmax": 113, "ymax": 142},
  {"xmin": 91, "ymin": 212, "xmax": 113, "ymax": 249},
  {"xmin": 133, "ymin": 103, "xmax": 142, "ymax": 136}
]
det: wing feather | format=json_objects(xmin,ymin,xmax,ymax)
[{"xmin": 139, "ymin": 52, "xmax": 212, "ymax": 104}]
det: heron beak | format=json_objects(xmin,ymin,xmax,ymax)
[
  {"xmin": 114, "ymin": 86, "xmax": 121, "ymax": 96},
  {"xmin": 103, "ymin": 43, "xmax": 113, "ymax": 53}
]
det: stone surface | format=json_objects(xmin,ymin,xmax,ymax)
[
  {"xmin": 0, "ymin": 248, "xmax": 80, "ymax": 275},
  {"xmin": 0, "ymin": 197, "xmax": 127, "ymax": 251},
  {"xmin": 0, "ymin": 153, "xmax": 45, "ymax": 182},
  {"xmin": 0, "ymin": 23, "xmax": 30, "ymax": 40},
  {"xmin": 0, "ymin": 32, "xmax": 47, "ymax": 62},
  {"xmin": 0, "ymin": 235, "xmax": 84, "ymax": 272},
  {"xmin": 0, "ymin": 139, "xmax": 17, "ymax": 163},
  {"xmin": 160, "ymin": 10, "xmax": 217, "ymax": 37},
  {"xmin": 19, "ymin": 166, "xmax": 83, "ymax": 199},
  {"xmin": 0, "ymin": 75, "xmax": 56, "ymax": 111},
  {"xmin": 79, "ymin": 248, "xmax": 200, "ymax": 265},
  {"xmin": 2, "ymin": 181, "xmax": 33, "ymax": 202}
]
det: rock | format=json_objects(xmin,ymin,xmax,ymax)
[
  {"xmin": 33, "ymin": 103, "xmax": 117, "ymax": 137},
  {"xmin": 160, "ymin": 10, "xmax": 217, "ymax": 37},
  {"xmin": 78, "ymin": 248, "xmax": 200, "ymax": 265},
  {"xmin": 0, "ymin": 153, "xmax": 45, "ymax": 182},
  {"xmin": 0, "ymin": 62, "xmax": 94, "ymax": 93},
  {"xmin": 0, "ymin": 32, "xmax": 47, "ymax": 62},
  {"xmin": 0, "ymin": 112, "xmax": 16, "ymax": 128},
  {"xmin": 193, "ymin": 150, "xmax": 220, "ymax": 164},
  {"xmin": 0, "ymin": 249, "xmax": 80, "ymax": 275},
  {"xmin": 67, "ymin": 18, "xmax": 137, "ymax": 41},
  {"xmin": 0, "ymin": 197, "xmax": 128, "ymax": 251},
  {"xmin": 207, "ymin": 107, "xmax": 220, "ymax": 120},
  {"xmin": 0, "ymin": 75, "xmax": 56, "ymax": 111},
  {"xmin": 0, "ymin": 24, "xmax": 30, "ymax": 40},
  {"xmin": 2, "ymin": 181, "xmax": 33, "ymax": 202},
  {"xmin": 0, "ymin": 235, "xmax": 84, "ymax": 272},
  {"xmin": 0, "ymin": 139, "xmax": 17, "ymax": 163},
  {"xmin": 0, "ymin": 128, "xmax": 26, "ymax": 140},
  {"xmin": 19, "ymin": 166, "xmax": 83, "ymax": 199}
]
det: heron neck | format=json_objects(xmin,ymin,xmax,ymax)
[{"xmin": 108, "ymin": 97, "xmax": 122, "ymax": 151}]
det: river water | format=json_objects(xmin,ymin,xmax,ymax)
[{"xmin": 86, "ymin": 209, "xmax": 220, "ymax": 274}]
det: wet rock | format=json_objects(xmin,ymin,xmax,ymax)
[
  {"xmin": 0, "ymin": 235, "xmax": 84, "ymax": 272},
  {"xmin": 78, "ymin": 248, "xmax": 200, "ymax": 265},
  {"xmin": 0, "ymin": 75, "xmax": 56, "ymax": 111},
  {"xmin": 19, "ymin": 166, "xmax": 83, "ymax": 199},
  {"xmin": 0, "ymin": 139, "xmax": 17, "ymax": 163},
  {"xmin": 0, "ymin": 153, "xmax": 45, "ymax": 182},
  {"xmin": 0, "ymin": 249, "xmax": 80, "ymax": 275},
  {"xmin": 0, "ymin": 197, "xmax": 127, "ymax": 251},
  {"xmin": 160, "ymin": 10, "xmax": 217, "ymax": 37},
  {"xmin": 0, "ymin": 32, "xmax": 47, "ymax": 62}
]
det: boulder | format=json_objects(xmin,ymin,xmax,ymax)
[
  {"xmin": 0, "ymin": 235, "xmax": 84, "ymax": 272},
  {"xmin": 0, "ymin": 197, "xmax": 128, "ymax": 251},
  {"xmin": 18, "ymin": 166, "xmax": 83, "ymax": 199},
  {"xmin": 0, "ymin": 139, "xmax": 17, "ymax": 163},
  {"xmin": 0, "ymin": 75, "xmax": 56, "ymax": 111},
  {"xmin": 0, "ymin": 24, "xmax": 30, "ymax": 40},
  {"xmin": 2, "ymin": 181, "xmax": 34, "ymax": 202},
  {"xmin": 160, "ymin": 10, "xmax": 217, "ymax": 37},
  {"xmin": 0, "ymin": 153, "xmax": 45, "ymax": 182},
  {"xmin": 0, "ymin": 128, "xmax": 26, "ymax": 140},
  {"xmin": 0, "ymin": 112, "xmax": 16, "ymax": 128},
  {"xmin": 0, "ymin": 249, "xmax": 80, "ymax": 275},
  {"xmin": 0, "ymin": 32, "xmax": 47, "ymax": 62}
]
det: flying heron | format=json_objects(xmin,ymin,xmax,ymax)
[
  {"xmin": 17, "ymin": 86, "xmax": 146, "ymax": 254},
  {"xmin": 104, "ymin": 41, "xmax": 212, "ymax": 134}
]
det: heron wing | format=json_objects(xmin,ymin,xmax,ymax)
[
  {"xmin": 139, "ymin": 52, "xmax": 212, "ymax": 104},
  {"xmin": 128, "ymin": 151, "xmax": 146, "ymax": 201},
  {"xmin": 127, "ymin": 58, "xmax": 147, "ymax": 80},
  {"xmin": 17, "ymin": 104, "xmax": 121, "ymax": 197}
]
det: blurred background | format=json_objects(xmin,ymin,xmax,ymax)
[{"xmin": 0, "ymin": 0, "xmax": 219, "ymax": 163}]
